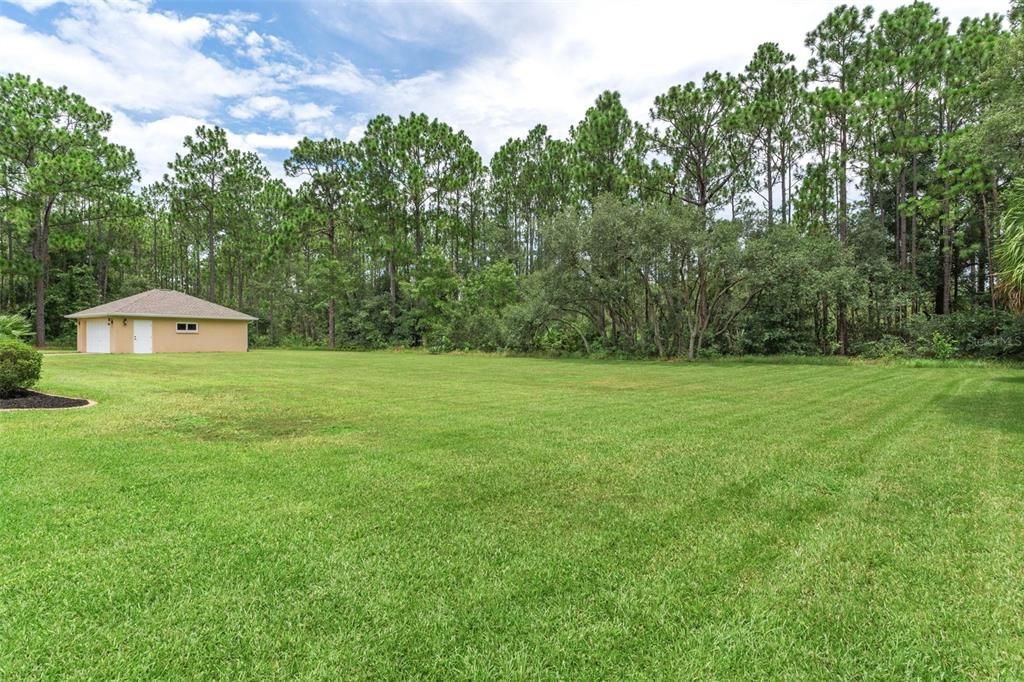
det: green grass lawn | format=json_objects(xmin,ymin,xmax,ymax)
[{"xmin": 3, "ymin": 351, "xmax": 1024, "ymax": 679}]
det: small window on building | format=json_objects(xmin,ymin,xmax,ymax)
[{"xmin": 176, "ymin": 322, "xmax": 199, "ymax": 333}]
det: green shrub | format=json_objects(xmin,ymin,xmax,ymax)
[
  {"xmin": 907, "ymin": 308, "xmax": 1024, "ymax": 359},
  {"xmin": 0, "ymin": 339, "xmax": 43, "ymax": 398},
  {"xmin": 854, "ymin": 335, "xmax": 910, "ymax": 359},
  {"xmin": 698, "ymin": 345, "xmax": 723, "ymax": 360},
  {"xmin": 918, "ymin": 332, "xmax": 959, "ymax": 360},
  {"xmin": 539, "ymin": 326, "xmax": 570, "ymax": 354}
]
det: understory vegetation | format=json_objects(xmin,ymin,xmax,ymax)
[{"xmin": 3, "ymin": 3, "xmax": 1024, "ymax": 359}]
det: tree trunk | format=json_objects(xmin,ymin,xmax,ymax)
[
  {"xmin": 328, "ymin": 218, "xmax": 337, "ymax": 350},
  {"xmin": 979, "ymin": 193, "xmax": 989, "ymax": 303},
  {"xmin": 779, "ymin": 139, "xmax": 787, "ymax": 225},
  {"xmin": 896, "ymin": 170, "xmax": 906, "ymax": 269},
  {"xmin": 954, "ymin": 244, "xmax": 960, "ymax": 307},
  {"xmin": 32, "ymin": 202, "xmax": 53, "ymax": 348},
  {"xmin": 837, "ymin": 114, "xmax": 849, "ymax": 354},
  {"xmin": 837, "ymin": 305, "xmax": 848, "ymax": 356},
  {"xmin": 414, "ymin": 203, "xmax": 423, "ymax": 257},
  {"xmin": 941, "ymin": 198, "xmax": 953, "ymax": 315},
  {"xmin": 987, "ymin": 188, "xmax": 998, "ymax": 309},
  {"xmin": 34, "ymin": 270, "xmax": 46, "ymax": 348},
  {"xmin": 839, "ymin": 120, "xmax": 848, "ymax": 243},
  {"xmin": 387, "ymin": 250, "xmax": 398, "ymax": 309},
  {"xmin": 910, "ymin": 154, "xmax": 919, "ymax": 315},
  {"xmin": 820, "ymin": 293, "xmax": 830, "ymax": 355},
  {"xmin": 207, "ymin": 206, "xmax": 216, "ymax": 302},
  {"xmin": 327, "ymin": 299, "xmax": 336, "ymax": 350},
  {"xmin": 766, "ymin": 131, "xmax": 774, "ymax": 227}
]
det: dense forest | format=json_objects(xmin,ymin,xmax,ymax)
[{"xmin": 3, "ymin": 2, "xmax": 1024, "ymax": 359}]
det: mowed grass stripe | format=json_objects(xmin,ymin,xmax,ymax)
[
  {"xmin": 644, "ymin": 373, "xmax": 967, "ymax": 677},
  {"xmin": 2, "ymin": 352, "xmax": 1023, "ymax": 679}
]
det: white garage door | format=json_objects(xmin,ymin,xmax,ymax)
[{"xmin": 85, "ymin": 319, "xmax": 110, "ymax": 353}]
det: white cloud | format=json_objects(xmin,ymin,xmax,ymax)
[
  {"xmin": 0, "ymin": 1, "xmax": 317, "ymax": 182},
  {"xmin": 228, "ymin": 96, "xmax": 335, "ymax": 125},
  {"xmin": 234, "ymin": 132, "xmax": 301, "ymax": 151},
  {"xmin": 213, "ymin": 21, "xmax": 244, "ymax": 45},
  {"xmin": 345, "ymin": 124, "xmax": 366, "ymax": 143},
  {"xmin": 109, "ymin": 112, "xmax": 207, "ymax": 183},
  {"xmin": 306, "ymin": 0, "xmax": 545, "ymax": 53},
  {"xmin": 354, "ymin": 0, "xmax": 998, "ymax": 158},
  {"xmin": 2, "ymin": 0, "xmax": 61, "ymax": 11},
  {"xmin": 292, "ymin": 102, "xmax": 333, "ymax": 122},
  {"xmin": 298, "ymin": 58, "xmax": 377, "ymax": 96},
  {"xmin": 228, "ymin": 95, "xmax": 292, "ymax": 120},
  {"xmin": 110, "ymin": 112, "xmax": 301, "ymax": 184},
  {"xmin": 2, "ymin": 0, "xmax": 1002, "ymax": 186},
  {"xmin": 0, "ymin": 7, "xmax": 263, "ymax": 117},
  {"xmin": 241, "ymin": 29, "xmax": 270, "ymax": 59},
  {"xmin": 225, "ymin": 97, "xmax": 336, "ymax": 154}
]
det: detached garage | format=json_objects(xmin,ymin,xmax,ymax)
[{"xmin": 67, "ymin": 289, "xmax": 257, "ymax": 354}]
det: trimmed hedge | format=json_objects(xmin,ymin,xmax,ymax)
[{"xmin": 0, "ymin": 339, "xmax": 42, "ymax": 398}]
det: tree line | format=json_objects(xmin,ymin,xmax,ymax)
[{"xmin": 3, "ymin": 2, "xmax": 1024, "ymax": 359}]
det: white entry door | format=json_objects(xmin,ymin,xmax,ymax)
[
  {"xmin": 133, "ymin": 319, "xmax": 153, "ymax": 354},
  {"xmin": 86, "ymin": 319, "xmax": 110, "ymax": 353}
]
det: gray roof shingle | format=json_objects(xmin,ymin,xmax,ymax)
[{"xmin": 66, "ymin": 289, "xmax": 257, "ymax": 321}]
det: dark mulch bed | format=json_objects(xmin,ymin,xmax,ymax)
[{"xmin": 0, "ymin": 390, "xmax": 90, "ymax": 410}]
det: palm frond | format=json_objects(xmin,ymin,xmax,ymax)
[
  {"xmin": 0, "ymin": 314, "xmax": 33, "ymax": 341},
  {"xmin": 996, "ymin": 180, "xmax": 1024, "ymax": 314}
]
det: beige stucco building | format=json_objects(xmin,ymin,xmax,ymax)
[{"xmin": 67, "ymin": 289, "xmax": 256, "ymax": 353}]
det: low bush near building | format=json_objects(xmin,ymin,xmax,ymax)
[{"xmin": 0, "ymin": 339, "xmax": 43, "ymax": 398}]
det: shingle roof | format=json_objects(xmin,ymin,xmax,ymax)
[{"xmin": 66, "ymin": 289, "xmax": 257, "ymax": 321}]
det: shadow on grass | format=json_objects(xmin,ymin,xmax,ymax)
[{"xmin": 936, "ymin": 379, "xmax": 1024, "ymax": 436}]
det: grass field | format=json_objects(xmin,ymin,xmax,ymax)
[{"xmin": 3, "ymin": 351, "xmax": 1024, "ymax": 678}]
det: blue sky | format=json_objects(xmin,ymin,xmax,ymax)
[{"xmin": 0, "ymin": 0, "xmax": 1003, "ymax": 184}]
